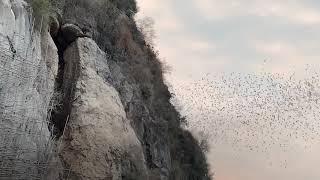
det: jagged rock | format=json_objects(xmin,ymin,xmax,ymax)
[
  {"xmin": 81, "ymin": 26, "xmax": 93, "ymax": 38},
  {"xmin": 61, "ymin": 23, "xmax": 85, "ymax": 43},
  {"xmin": 60, "ymin": 37, "xmax": 148, "ymax": 180}
]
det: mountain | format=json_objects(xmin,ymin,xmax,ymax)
[{"xmin": 0, "ymin": 0, "xmax": 210, "ymax": 179}]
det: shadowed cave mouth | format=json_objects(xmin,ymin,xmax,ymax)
[{"xmin": 48, "ymin": 20, "xmax": 84, "ymax": 138}]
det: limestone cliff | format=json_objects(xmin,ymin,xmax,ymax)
[
  {"xmin": 0, "ymin": 0, "xmax": 58, "ymax": 178},
  {"xmin": 0, "ymin": 0, "xmax": 210, "ymax": 179}
]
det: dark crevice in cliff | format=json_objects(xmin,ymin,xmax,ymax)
[
  {"xmin": 48, "ymin": 30, "xmax": 70, "ymax": 139},
  {"xmin": 48, "ymin": 20, "xmax": 88, "ymax": 138}
]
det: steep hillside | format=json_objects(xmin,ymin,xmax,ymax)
[{"xmin": 0, "ymin": 0, "xmax": 210, "ymax": 179}]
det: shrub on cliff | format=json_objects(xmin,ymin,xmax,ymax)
[
  {"xmin": 109, "ymin": 0, "xmax": 138, "ymax": 17},
  {"xmin": 137, "ymin": 16, "xmax": 156, "ymax": 46},
  {"xmin": 170, "ymin": 129, "xmax": 211, "ymax": 180},
  {"xmin": 31, "ymin": 0, "xmax": 51, "ymax": 30},
  {"xmin": 31, "ymin": 0, "xmax": 50, "ymax": 20}
]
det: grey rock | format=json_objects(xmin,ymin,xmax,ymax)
[
  {"xmin": 61, "ymin": 23, "xmax": 85, "ymax": 43},
  {"xmin": 60, "ymin": 38, "xmax": 148, "ymax": 180},
  {"xmin": 0, "ymin": 0, "xmax": 60, "ymax": 179}
]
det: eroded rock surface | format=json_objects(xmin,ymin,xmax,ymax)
[
  {"xmin": 0, "ymin": 0, "xmax": 59, "ymax": 179},
  {"xmin": 60, "ymin": 38, "xmax": 148, "ymax": 180}
]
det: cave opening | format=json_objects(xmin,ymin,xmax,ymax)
[{"xmin": 48, "ymin": 24, "xmax": 70, "ymax": 139}]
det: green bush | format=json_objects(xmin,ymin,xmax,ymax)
[{"xmin": 31, "ymin": 0, "xmax": 51, "ymax": 30}]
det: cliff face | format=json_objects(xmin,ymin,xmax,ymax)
[
  {"xmin": 59, "ymin": 38, "xmax": 148, "ymax": 179},
  {"xmin": 0, "ymin": 0, "xmax": 58, "ymax": 178},
  {"xmin": 0, "ymin": 0, "xmax": 210, "ymax": 179}
]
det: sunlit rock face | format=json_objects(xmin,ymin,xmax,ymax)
[{"xmin": 0, "ymin": 0, "xmax": 58, "ymax": 179}]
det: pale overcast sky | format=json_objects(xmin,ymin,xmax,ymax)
[
  {"xmin": 137, "ymin": 0, "xmax": 320, "ymax": 80},
  {"xmin": 136, "ymin": 1, "xmax": 320, "ymax": 180}
]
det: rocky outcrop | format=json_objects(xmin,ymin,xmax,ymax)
[
  {"xmin": 60, "ymin": 1, "xmax": 210, "ymax": 179},
  {"xmin": 59, "ymin": 38, "xmax": 148, "ymax": 180},
  {"xmin": 61, "ymin": 23, "xmax": 86, "ymax": 43}
]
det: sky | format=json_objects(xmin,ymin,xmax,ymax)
[{"xmin": 136, "ymin": 1, "xmax": 320, "ymax": 180}]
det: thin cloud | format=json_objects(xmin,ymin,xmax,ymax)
[
  {"xmin": 253, "ymin": 40, "xmax": 319, "ymax": 73},
  {"xmin": 251, "ymin": 1, "xmax": 320, "ymax": 25},
  {"xmin": 193, "ymin": 0, "xmax": 320, "ymax": 25}
]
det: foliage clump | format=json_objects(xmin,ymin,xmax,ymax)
[
  {"xmin": 31, "ymin": 0, "xmax": 50, "ymax": 20},
  {"xmin": 137, "ymin": 16, "xmax": 156, "ymax": 46},
  {"xmin": 109, "ymin": 0, "xmax": 138, "ymax": 17},
  {"xmin": 170, "ymin": 129, "xmax": 212, "ymax": 180},
  {"xmin": 30, "ymin": 0, "xmax": 52, "ymax": 31}
]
